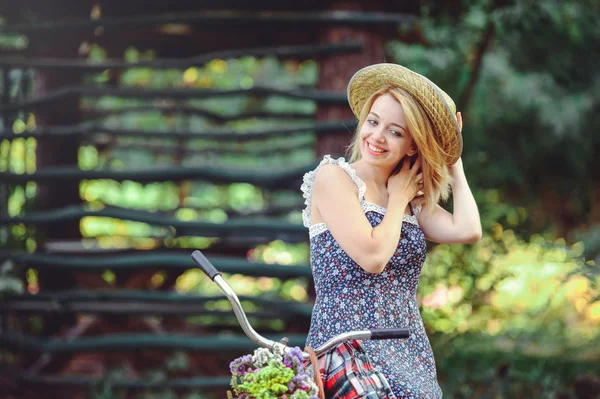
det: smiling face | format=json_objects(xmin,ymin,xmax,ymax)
[
  {"xmin": 347, "ymin": 85, "xmax": 453, "ymax": 210},
  {"xmin": 358, "ymin": 93, "xmax": 416, "ymax": 169}
]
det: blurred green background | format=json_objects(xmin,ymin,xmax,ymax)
[{"xmin": 1, "ymin": 0, "xmax": 599, "ymax": 398}]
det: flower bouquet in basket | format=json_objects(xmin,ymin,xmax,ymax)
[{"xmin": 227, "ymin": 345, "xmax": 321, "ymax": 399}]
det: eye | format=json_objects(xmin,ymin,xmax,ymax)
[
  {"xmin": 390, "ymin": 129, "xmax": 402, "ymax": 137},
  {"xmin": 367, "ymin": 119, "xmax": 378, "ymax": 126}
]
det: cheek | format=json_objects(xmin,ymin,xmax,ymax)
[
  {"xmin": 390, "ymin": 140, "xmax": 412, "ymax": 155},
  {"xmin": 358, "ymin": 127, "xmax": 369, "ymax": 140}
]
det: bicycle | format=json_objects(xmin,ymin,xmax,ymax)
[{"xmin": 191, "ymin": 250, "xmax": 410, "ymax": 399}]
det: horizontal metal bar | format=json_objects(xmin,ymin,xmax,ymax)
[
  {"xmin": 110, "ymin": 140, "xmax": 313, "ymax": 157},
  {"xmin": 0, "ymin": 332, "xmax": 308, "ymax": 353},
  {"xmin": 0, "ymin": 160, "xmax": 318, "ymax": 186},
  {"xmin": 1, "ymin": 302, "xmax": 288, "ymax": 318},
  {"xmin": 1, "ymin": 251, "xmax": 312, "ymax": 277},
  {"xmin": 0, "ymin": 365, "xmax": 231, "ymax": 389},
  {"xmin": 0, "ymin": 41, "xmax": 364, "ymax": 69},
  {"xmin": 0, "ymin": 119, "xmax": 356, "ymax": 141},
  {"xmin": 0, "ymin": 205, "xmax": 308, "ymax": 241},
  {"xmin": 1, "ymin": 290, "xmax": 312, "ymax": 318},
  {"xmin": 83, "ymin": 107, "xmax": 314, "ymax": 123},
  {"xmin": 2, "ymin": 302, "xmax": 311, "ymax": 319},
  {"xmin": 0, "ymin": 290, "xmax": 310, "ymax": 304},
  {"xmin": 0, "ymin": 85, "xmax": 347, "ymax": 114},
  {"xmin": 0, "ymin": 11, "xmax": 416, "ymax": 34}
]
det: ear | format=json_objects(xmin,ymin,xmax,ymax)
[{"xmin": 407, "ymin": 145, "xmax": 418, "ymax": 157}]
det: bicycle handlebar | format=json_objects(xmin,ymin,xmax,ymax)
[
  {"xmin": 191, "ymin": 250, "xmax": 409, "ymax": 360},
  {"xmin": 191, "ymin": 250, "xmax": 221, "ymax": 280}
]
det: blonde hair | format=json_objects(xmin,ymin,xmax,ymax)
[{"xmin": 347, "ymin": 85, "xmax": 452, "ymax": 211}]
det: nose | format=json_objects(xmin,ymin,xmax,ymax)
[{"xmin": 372, "ymin": 126, "xmax": 386, "ymax": 143}]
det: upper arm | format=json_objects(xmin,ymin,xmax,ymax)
[
  {"xmin": 417, "ymin": 203, "xmax": 479, "ymax": 244},
  {"xmin": 312, "ymin": 165, "xmax": 380, "ymax": 268}
]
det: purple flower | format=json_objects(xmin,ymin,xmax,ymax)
[
  {"xmin": 285, "ymin": 347, "xmax": 304, "ymax": 363},
  {"xmin": 295, "ymin": 372, "xmax": 312, "ymax": 384},
  {"xmin": 229, "ymin": 347, "xmax": 320, "ymax": 398},
  {"xmin": 229, "ymin": 354, "xmax": 253, "ymax": 375}
]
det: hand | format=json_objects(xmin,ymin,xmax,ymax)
[
  {"xmin": 387, "ymin": 155, "xmax": 423, "ymax": 201},
  {"xmin": 452, "ymin": 111, "xmax": 464, "ymax": 176}
]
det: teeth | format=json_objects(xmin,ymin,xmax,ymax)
[{"xmin": 368, "ymin": 143, "xmax": 385, "ymax": 153}]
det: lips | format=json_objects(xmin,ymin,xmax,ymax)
[{"xmin": 366, "ymin": 141, "xmax": 387, "ymax": 155}]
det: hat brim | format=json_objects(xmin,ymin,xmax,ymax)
[{"xmin": 347, "ymin": 63, "xmax": 463, "ymax": 165}]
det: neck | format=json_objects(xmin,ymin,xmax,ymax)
[{"xmin": 352, "ymin": 158, "xmax": 393, "ymax": 191}]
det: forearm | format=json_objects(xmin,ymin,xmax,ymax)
[
  {"xmin": 367, "ymin": 193, "xmax": 409, "ymax": 270},
  {"xmin": 450, "ymin": 166, "xmax": 482, "ymax": 239}
]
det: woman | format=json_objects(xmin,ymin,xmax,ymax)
[{"xmin": 302, "ymin": 63, "xmax": 481, "ymax": 398}]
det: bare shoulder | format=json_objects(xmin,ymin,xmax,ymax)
[{"xmin": 313, "ymin": 164, "xmax": 357, "ymax": 198}]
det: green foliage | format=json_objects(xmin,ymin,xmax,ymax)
[
  {"xmin": 420, "ymin": 187, "xmax": 599, "ymax": 354},
  {"xmin": 421, "ymin": 224, "xmax": 599, "ymax": 343},
  {"xmin": 0, "ymin": 17, "xmax": 28, "ymax": 50},
  {"xmin": 494, "ymin": 0, "xmax": 599, "ymax": 91},
  {"xmin": 575, "ymin": 226, "xmax": 600, "ymax": 266},
  {"xmin": 74, "ymin": 52, "xmax": 319, "ymax": 244},
  {"xmin": 0, "ymin": 260, "xmax": 24, "ymax": 294},
  {"xmin": 177, "ymin": 239, "xmax": 309, "ymax": 300},
  {"xmin": 435, "ymin": 337, "xmax": 600, "ymax": 398},
  {"xmin": 390, "ymin": 0, "xmax": 600, "ymax": 241},
  {"xmin": 419, "ymin": 187, "xmax": 599, "ymax": 397}
]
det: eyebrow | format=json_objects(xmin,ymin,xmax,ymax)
[{"xmin": 369, "ymin": 112, "xmax": 408, "ymax": 133}]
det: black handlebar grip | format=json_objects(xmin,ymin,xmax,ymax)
[
  {"xmin": 191, "ymin": 250, "xmax": 221, "ymax": 281},
  {"xmin": 370, "ymin": 328, "xmax": 410, "ymax": 340}
]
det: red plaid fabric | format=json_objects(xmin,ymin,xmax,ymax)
[{"xmin": 318, "ymin": 340, "xmax": 396, "ymax": 399}]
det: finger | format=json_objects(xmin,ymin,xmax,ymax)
[
  {"xmin": 414, "ymin": 172, "xmax": 424, "ymax": 190},
  {"xmin": 457, "ymin": 111, "xmax": 463, "ymax": 132},
  {"xmin": 410, "ymin": 156, "xmax": 422, "ymax": 174},
  {"xmin": 401, "ymin": 156, "xmax": 411, "ymax": 171},
  {"xmin": 412, "ymin": 155, "xmax": 421, "ymax": 167}
]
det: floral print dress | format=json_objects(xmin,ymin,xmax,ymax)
[{"xmin": 302, "ymin": 155, "xmax": 443, "ymax": 399}]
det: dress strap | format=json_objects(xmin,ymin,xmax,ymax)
[
  {"xmin": 412, "ymin": 202, "xmax": 422, "ymax": 218},
  {"xmin": 300, "ymin": 155, "xmax": 366, "ymax": 228},
  {"xmin": 407, "ymin": 202, "xmax": 423, "ymax": 217}
]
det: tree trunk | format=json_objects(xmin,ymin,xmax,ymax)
[
  {"xmin": 32, "ymin": 56, "xmax": 83, "ymax": 351},
  {"xmin": 315, "ymin": 1, "xmax": 388, "ymax": 158}
]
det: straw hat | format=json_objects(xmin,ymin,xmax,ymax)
[{"xmin": 347, "ymin": 63, "xmax": 462, "ymax": 165}]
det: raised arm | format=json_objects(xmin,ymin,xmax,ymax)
[
  {"xmin": 312, "ymin": 159, "xmax": 422, "ymax": 274},
  {"xmin": 418, "ymin": 158, "xmax": 482, "ymax": 244}
]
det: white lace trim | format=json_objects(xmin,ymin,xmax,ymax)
[
  {"xmin": 362, "ymin": 201, "xmax": 422, "ymax": 220},
  {"xmin": 308, "ymin": 223, "xmax": 329, "ymax": 238},
  {"xmin": 301, "ymin": 155, "xmax": 422, "ymax": 239},
  {"xmin": 362, "ymin": 201, "xmax": 387, "ymax": 216},
  {"xmin": 301, "ymin": 155, "xmax": 366, "ymax": 228},
  {"xmin": 308, "ymin": 201, "xmax": 422, "ymax": 239}
]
